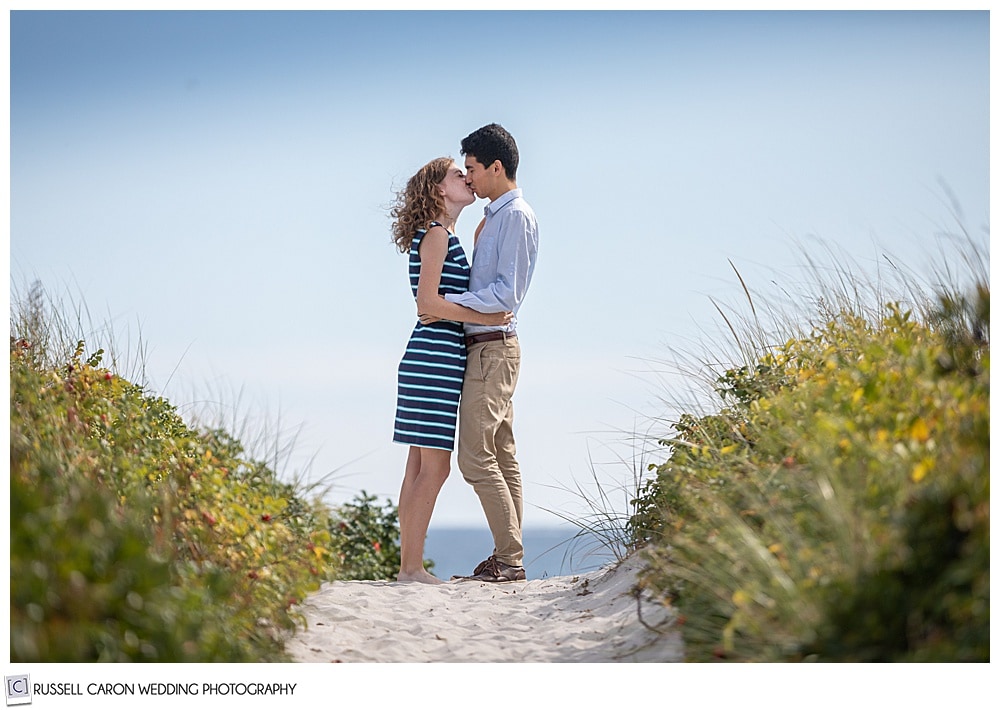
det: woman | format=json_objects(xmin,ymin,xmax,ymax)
[{"xmin": 390, "ymin": 157, "xmax": 512, "ymax": 584}]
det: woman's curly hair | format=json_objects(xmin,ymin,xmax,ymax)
[{"xmin": 390, "ymin": 157, "xmax": 453, "ymax": 253}]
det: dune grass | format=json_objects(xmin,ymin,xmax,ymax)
[
  {"xmin": 9, "ymin": 281, "xmax": 403, "ymax": 661},
  {"xmin": 628, "ymin": 230, "xmax": 989, "ymax": 661}
]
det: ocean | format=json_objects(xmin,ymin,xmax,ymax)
[{"xmin": 422, "ymin": 525, "xmax": 618, "ymax": 581}]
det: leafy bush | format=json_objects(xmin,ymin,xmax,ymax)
[
  {"xmin": 328, "ymin": 491, "xmax": 407, "ymax": 580},
  {"xmin": 632, "ymin": 250, "xmax": 989, "ymax": 662},
  {"xmin": 9, "ymin": 283, "xmax": 415, "ymax": 661},
  {"xmin": 9, "ymin": 335, "xmax": 343, "ymax": 660},
  {"xmin": 10, "ymin": 442, "xmax": 259, "ymax": 661}
]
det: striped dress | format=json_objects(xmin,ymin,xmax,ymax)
[{"xmin": 393, "ymin": 222, "xmax": 471, "ymax": 451}]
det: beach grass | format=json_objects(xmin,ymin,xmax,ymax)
[
  {"xmin": 628, "ymin": 228, "xmax": 989, "ymax": 661},
  {"xmin": 9, "ymin": 282, "xmax": 404, "ymax": 661}
]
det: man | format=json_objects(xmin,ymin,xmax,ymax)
[{"xmin": 445, "ymin": 123, "xmax": 539, "ymax": 583}]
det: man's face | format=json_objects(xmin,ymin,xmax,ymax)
[{"xmin": 464, "ymin": 156, "xmax": 496, "ymax": 199}]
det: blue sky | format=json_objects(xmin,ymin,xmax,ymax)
[{"xmin": 8, "ymin": 9, "xmax": 990, "ymax": 529}]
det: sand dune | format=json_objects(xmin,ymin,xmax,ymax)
[{"xmin": 286, "ymin": 556, "xmax": 683, "ymax": 663}]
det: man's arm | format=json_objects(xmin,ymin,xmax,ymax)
[{"xmin": 415, "ymin": 227, "xmax": 513, "ymax": 326}]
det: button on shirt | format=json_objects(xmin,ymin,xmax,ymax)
[{"xmin": 446, "ymin": 188, "xmax": 539, "ymax": 335}]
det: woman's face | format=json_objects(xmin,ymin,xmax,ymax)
[{"xmin": 438, "ymin": 163, "xmax": 476, "ymax": 208}]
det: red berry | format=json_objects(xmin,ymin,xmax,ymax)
[{"xmin": 261, "ymin": 514, "xmax": 272, "ymax": 522}]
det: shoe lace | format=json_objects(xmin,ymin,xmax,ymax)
[
  {"xmin": 480, "ymin": 556, "xmax": 504, "ymax": 576},
  {"xmin": 473, "ymin": 556, "xmax": 496, "ymax": 576}
]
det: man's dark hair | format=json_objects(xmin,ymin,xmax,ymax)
[{"xmin": 461, "ymin": 123, "xmax": 519, "ymax": 180}]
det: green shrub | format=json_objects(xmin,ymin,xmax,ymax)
[
  {"xmin": 328, "ymin": 491, "xmax": 407, "ymax": 580},
  {"xmin": 9, "ymin": 299, "xmax": 415, "ymax": 662},
  {"xmin": 633, "ymin": 264, "xmax": 989, "ymax": 662},
  {"xmin": 9, "ymin": 447, "xmax": 260, "ymax": 661}
]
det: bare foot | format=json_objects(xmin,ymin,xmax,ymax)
[{"xmin": 396, "ymin": 569, "xmax": 446, "ymax": 585}]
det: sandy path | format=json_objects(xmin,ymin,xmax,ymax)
[{"xmin": 286, "ymin": 557, "xmax": 683, "ymax": 663}]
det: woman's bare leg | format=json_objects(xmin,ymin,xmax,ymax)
[{"xmin": 397, "ymin": 446, "xmax": 450, "ymax": 584}]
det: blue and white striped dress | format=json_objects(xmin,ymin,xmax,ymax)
[{"xmin": 393, "ymin": 223, "xmax": 471, "ymax": 451}]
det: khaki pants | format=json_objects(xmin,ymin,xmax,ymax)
[{"xmin": 458, "ymin": 336, "xmax": 523, "ymax": 567}]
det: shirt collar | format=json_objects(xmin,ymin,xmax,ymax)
[{"xmin": 484, "ymin": 188, "xmax": 522, "ymax": 217}]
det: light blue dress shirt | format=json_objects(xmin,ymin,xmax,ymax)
[{"xmin": 445, "ymin": 188, "xmax": 539, "ymax": 335}]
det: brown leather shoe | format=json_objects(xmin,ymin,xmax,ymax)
[
  {"xmin": 451, "ymin": 556, "xmax": 495, "ymax": 581},
  {"xmin": 454, "ymin": 555, "xmax": 526, "ymax": 583}
]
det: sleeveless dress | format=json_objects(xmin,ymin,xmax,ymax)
[{"xmin": 393, "ymin": 222, "xmax": 471, "ymax": 451}]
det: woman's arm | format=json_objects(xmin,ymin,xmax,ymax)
[{"xmin": 415, "ymin": 227, "xmax": 512, "ymax": 326}]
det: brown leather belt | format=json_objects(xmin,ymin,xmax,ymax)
[{"xmin": 465, "ymin": 331, "xmax": 516, "ymax": 347}]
